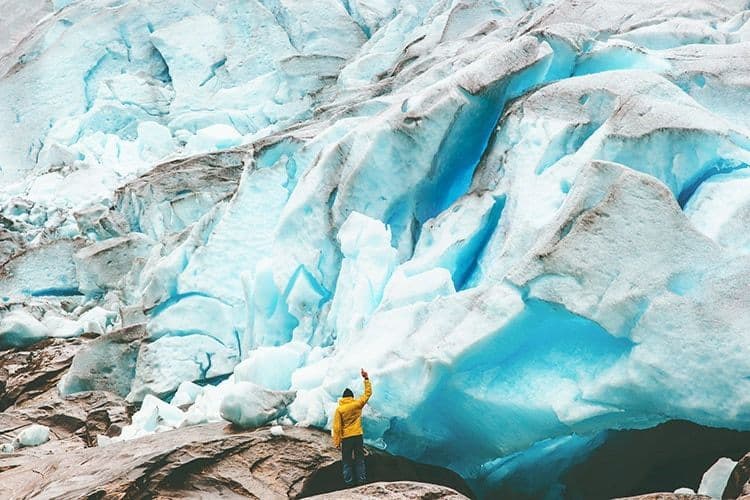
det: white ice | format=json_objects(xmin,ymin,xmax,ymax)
[
  {"xmin": 116, "ymin": 394, "xmax": 185, "ymax": 441},
  {"xmin": 16, "ymin": 424, "xmax": 50, "ymax": 448},
  {"xmin": 219, "ymin": 381, "xmax": 296, "ymax": 428},
  {"xmin": 698, "ymin": 457, "xmax": 737, "ymax": 499},
  {"xmin": 0, "ymin": 311, "xmax": 51, "ymax": 349}
]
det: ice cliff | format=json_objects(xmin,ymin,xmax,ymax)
[{"xmin": 3, "ymin": 0, "xmax": 750, "ymax": 496}]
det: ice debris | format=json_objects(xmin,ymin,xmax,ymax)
[
  {"xmin": 116, "ymin": 394, "xmax": 185, "ymax": 441},
  {"xmin": 674, "ymin": 487, "xmax": 696, "ymax": 494},
  {"xmin": 16, "ymin": 425, "xmax": 50, "ymax": 448},
  {"xmin": 270, "ymin": 425, "xmax": 285, "ymax": 436},
  {"xmin": 219, "ymin": 382, "xmax": 296, "ymax": 428},
  {"xmin": 698, "ymin": 457, "xmax": 737, "ymax": 499},
  {"xmin": 171, "ymin": 381, "xmax": 203, "ymax": 408}
]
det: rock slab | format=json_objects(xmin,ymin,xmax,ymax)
[{"xmin": 306, "ymin": 481, "xmax": 468, "ymax": 499}]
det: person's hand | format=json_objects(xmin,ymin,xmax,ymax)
[{"xmin": 361, "ymin": 368, "xmax": 369, "ymax": 379}]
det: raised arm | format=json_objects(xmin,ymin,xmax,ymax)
[{"xmin": 357, "ymin": 369, "xmax": 372, "ymax": 408}]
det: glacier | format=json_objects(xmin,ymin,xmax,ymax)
[{"xmin": 3, "ymin": 0, "xmax": 750, "ymax": 496}]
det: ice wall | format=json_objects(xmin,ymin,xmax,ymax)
[{"xmin": 4, "ymin": 0, "xmax": 750, "ymax": 495}]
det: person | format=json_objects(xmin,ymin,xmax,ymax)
[{"xmin": 332, "ymin": 368, "xmax": 372, "ymax": 487}]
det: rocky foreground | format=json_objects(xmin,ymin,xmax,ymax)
[
  {"xmin": 1, "ymin": 419, "xmax": 471, "ymax": 500},
  {"xmin": 616, "ymin": 451, "xmax": 750, "ymax": 500},
  {"xmin": 0, "ymin": 336, "xmax": 470, "ymax": 500},
  {"xmin": 0, "ymin": 422, "xmax": 470, "ymax": 499}
]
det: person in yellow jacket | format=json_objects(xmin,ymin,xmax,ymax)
[{"xmin": 332, "ymin": 368, "xmax": 372, "ymax": 486}]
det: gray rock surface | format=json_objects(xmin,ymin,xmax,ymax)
[
  {"xmin": 306, "ymin": 481, "xmax": 468, "ymax": 499},
  {"xmin": 58, "ymin": 324, "xmax": 145, "ymax": 398},
  {"xmin": 74, "ymin": 233, "xmax": 154, "ymax": 296}
]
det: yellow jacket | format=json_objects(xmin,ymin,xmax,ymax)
[{"xmin": 332, "ymin": 378, "xmax": 372, "ymax": 447}]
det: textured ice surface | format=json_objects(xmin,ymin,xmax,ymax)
[
  {"xmin": 233, "ymin": 341, "xmax": 309, "ymax": 390},
  {"xmin": 3, "ymin": 0, "xmax": 750, "ymax": 496},
  {"xmin": 116, "ymin": 394, "xmax": 185, "ymax": 441},
  {"xmin": 128, "ymin": 334, "xmax": 239, "ymax": 402},
  {"xmin": 170, "ymin": 381, "xmax": 203, "ymax": 408},
  {"xmin": 0, "ymin": 311, "xmax": 51, "ymax": 349},
  {"xmin": 184, "ymin": 379, "xmax": 234, "ymax": 426}
]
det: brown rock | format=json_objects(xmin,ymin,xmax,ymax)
[
  {"xmin": 0, "ymin": 423, "xmax": 472, "ymax": 500},
  {"xmin": 0, "ymin": 389, "xmax": 133, "ymax": 472},
  {"xmin": 724, "ymin": 452, "xmax": 750, "ymax": 499},
  {"xmin": 0, "ymin": 228, "xmax": 24, "ymax": 266},
  {"xmin": 305, "ymin": 481, "xmax": 468, "ymax": 499},
  {"xmin": 614, "ymin": 494, "xmax": 710, "ymax": 500},
  {"xmin": 10, "ymin": 388, "xmax": 131, "ymax": 433},
  {"xmin": 0, "ymin": 337, "xmax": 82, "ymax": 411}
]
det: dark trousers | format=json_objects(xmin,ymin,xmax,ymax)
[{"xmin": 341, "ymin": 435, "xmax": 366, "ymax": 486}]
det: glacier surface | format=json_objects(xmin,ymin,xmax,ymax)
[{"xmin": 3, "ymin": 0, "xmax": 750, "ymax": 495}]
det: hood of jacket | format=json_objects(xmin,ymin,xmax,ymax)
[{"xmin": 338, "ymin": 396, "xmax": 355, "ymax": 405}]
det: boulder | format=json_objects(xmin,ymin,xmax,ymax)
[
  {"xmin": 306, "ymin": 481, "xmax": 468, "ymax": 499},
  {"xmin": 0, "ymin": 388, "xmax": 132, "ymax": 473},
  {"xmin": 615, "ymin": 495, "xmax": 710, "ymax": 500},
  {"xmin": 4, "ymin": 388, "xmax": 132, "ymax": 444},
  {"xmin": 724, "ymin": 452, "xmax": 750, "ymax": 499}
]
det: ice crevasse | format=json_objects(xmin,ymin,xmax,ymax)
[{"xmin": 3, "ymin": 0, "xmax": 750, "ymax": 496}]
